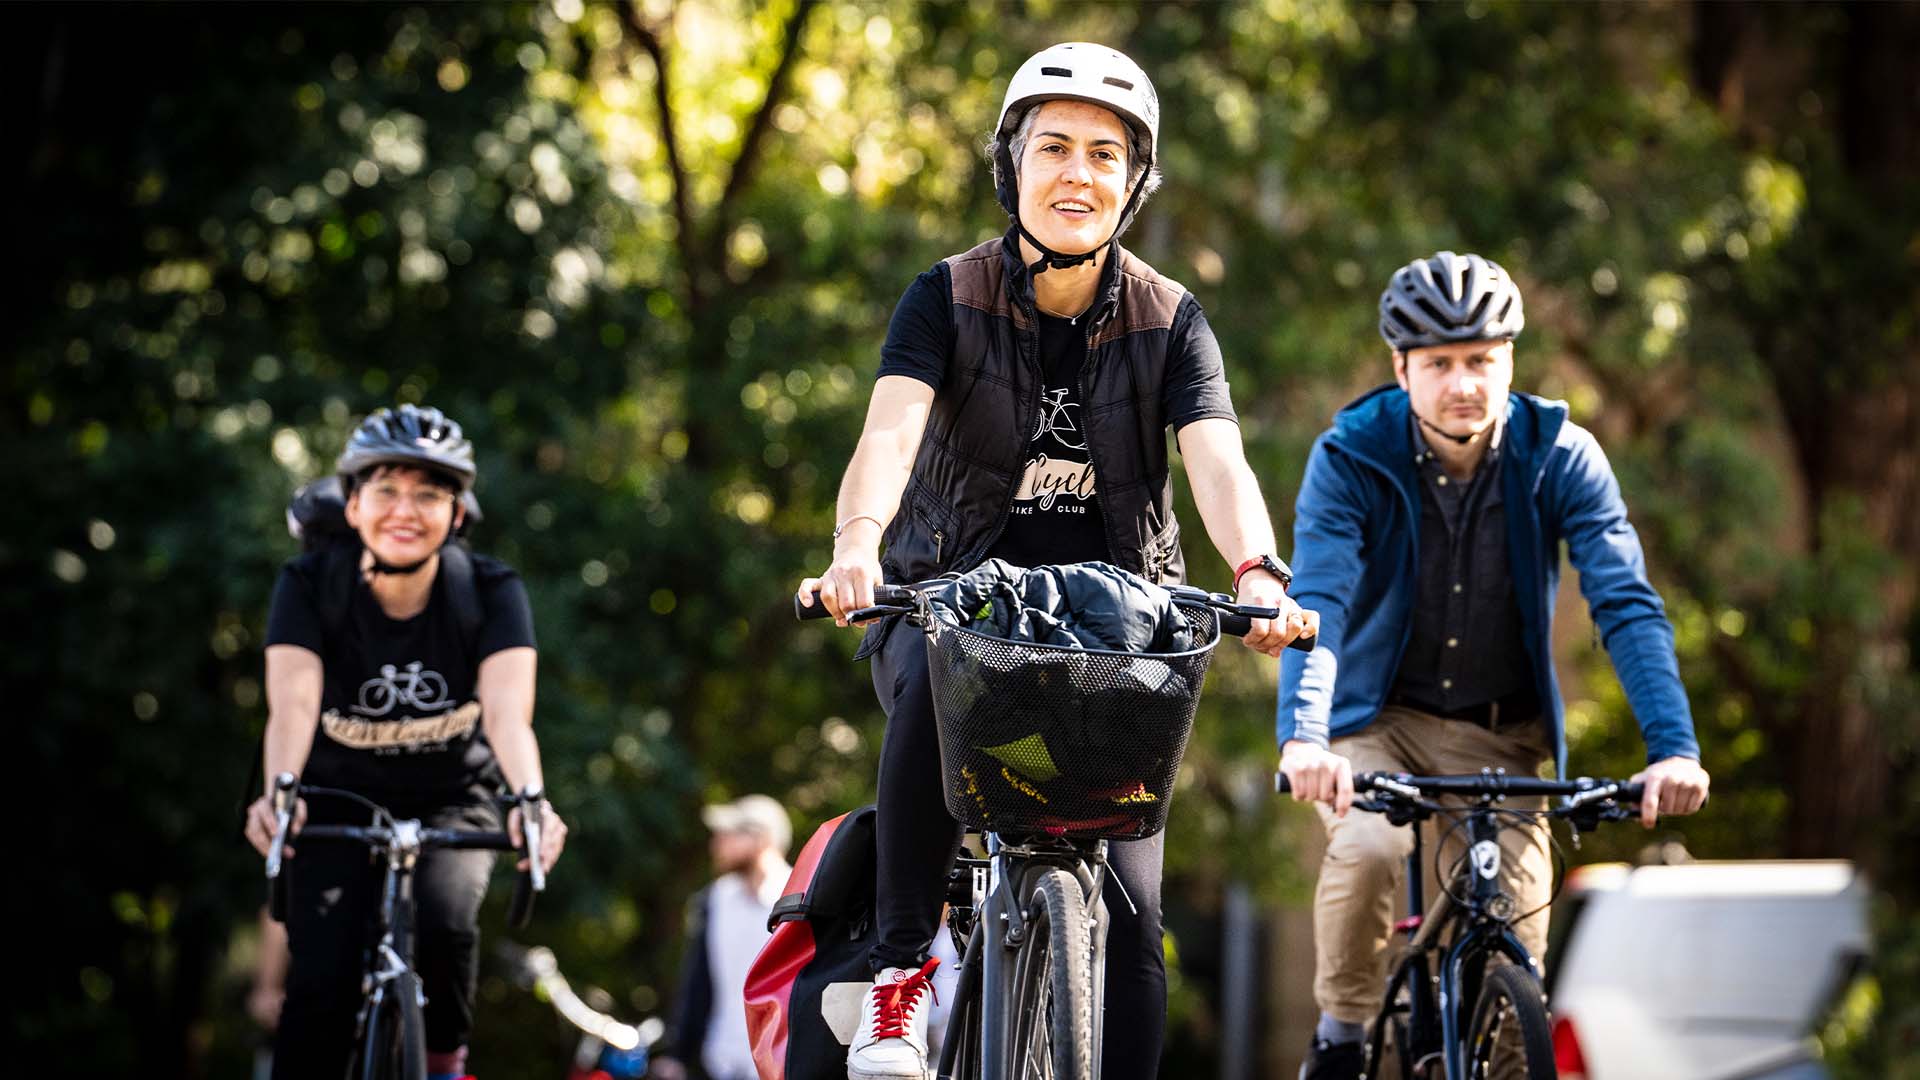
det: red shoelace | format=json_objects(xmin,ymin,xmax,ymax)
[{"xmin": 870, "ymin": 957, "xmax": 941, "ymax": 1040}]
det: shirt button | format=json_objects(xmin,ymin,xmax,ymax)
[
  {"xmin": 1447, "ymin": 637, "xmax": 1459, "ymax": 648},
  {"xmin": 1453, "ymin": 583, "xmax": 1463, "ymax": 593},
  {"xmin": 1436, "ymin": 475, "xmax": 1449, "ymax": 486},
  {"xmin": 1441, "ymin": 678, "xmax": 1454, "ymax": 690}
]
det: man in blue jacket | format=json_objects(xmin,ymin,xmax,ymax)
[{"xmin": 1275, "ymin": 252, "xmax": 1711, "ymax": 1079}]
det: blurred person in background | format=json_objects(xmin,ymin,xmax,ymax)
[
  {"xmin": 1275, "ymin": 252, "xmax": 1710, "ymax": 1079},
  {"xmin": 654, "ymin": 795, "xmax": 794, "ymax": 1080}
]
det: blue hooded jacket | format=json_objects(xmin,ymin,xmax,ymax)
[{"xmin": 1276, "ymin": 385, "xmax": 1699, "ymax": 776}]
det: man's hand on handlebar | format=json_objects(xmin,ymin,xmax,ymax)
[
  {"xmin": 1234, "ymin": 571, "xmax": 1319, "ymax": 657},
  {"xmin": 1629, "ymin": 755, "xmax": 1710, "ymax": 829},
  {"xmin": 1279, "ymin": 739, "xmax": 1354, "ymax": 817},
  {"xmin": 797, "ymin": 541, "xmax": 886, "ymax": 628}
]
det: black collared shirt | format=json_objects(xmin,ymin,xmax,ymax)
[{"xmin": 1388, "ymin": 419, "xmax": 1534, "ymax": 713}]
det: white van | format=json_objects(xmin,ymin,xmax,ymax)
[{"xmin": 1546, "ymin": 860, "xmax": 1868, "ymax": 1080}]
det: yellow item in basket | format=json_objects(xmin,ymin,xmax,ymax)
[{"xmin": 981, "ymin": 732, "xmax": 1060, "ymax": 781}]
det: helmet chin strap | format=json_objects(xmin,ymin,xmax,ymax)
[
  {"xmin": 1414, "ymin": 410, "xmax": 1481, "ymax": 446},
  {"xmin": 1015, "ymin": 220, "xmax": 1102, "ymax": 276},
  {"xmin": 1015, "ymin": 179, "xmax": 1147, "ymax": 278},
  {"xmin": 367, "ymin": 553, "xmax": 434, "ymax": 576}
]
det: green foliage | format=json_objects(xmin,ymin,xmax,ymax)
[{"xmin": 13, "ymin": 0, "xmax": 1915, "ymax": 1074}]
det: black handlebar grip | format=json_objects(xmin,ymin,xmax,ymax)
[
  {"xmin": 795, "ymin": 585, "xmax": 919, "ymax": 621},
  {"xmin": 1273, "ymin": 772, "xmax": 1293, "ymax": 795},
  {"xmin": 1620, "ymin": 781, "xmax": 1646, "ymax": 804},
  {"xmin": 507, "ymin": 869, "xmax": 536, "ymax": 930},
  {"xmin": 1217, "ymin": 611, "xmax": 1317, "ymax": 651}
]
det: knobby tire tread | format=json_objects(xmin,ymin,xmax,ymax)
[{"xmin": 1008, "ymin": 868, "xmax": 1093, "ymax": 1080}]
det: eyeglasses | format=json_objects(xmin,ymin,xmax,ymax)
[{"xmin": 361, "ymin": 483, "xmax": 457, "ymax": 514}]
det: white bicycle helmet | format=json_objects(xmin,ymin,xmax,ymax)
[{"xmin": 991, "ymin": 43, "xmax": 1161, "ymax": 267}]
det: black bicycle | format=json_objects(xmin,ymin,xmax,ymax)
[
  {"xmin": 1277, "ymin": 770, "xmax": 1643, "ymax": 1080},
  {"xmin": 264, "ymin": 772, "xmax": 546, "ymax": 1080},
  {"xmin": 801, "ymin": 575, "xmax": 1311, "ymax": 1080}
]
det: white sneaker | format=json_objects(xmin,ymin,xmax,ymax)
[{"xmin": 847, "ymin": 959, "xmax": 940, "ymax": 1080}]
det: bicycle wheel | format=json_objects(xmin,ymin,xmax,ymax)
[
  {"xmin": 1463, "ymin": 964, "xmax": 1554, "ymax": 1080},
  {"xmin": 941, "ymin": 984, "xmax": 984, "ymax": 1080},
  {"xmin": 1005, "ymin": 868, "xmax": 1093, "ymax": 1080},
  {"xmin": 356, "ymin": 974, "xmax": 427, "ymax": 1080}
]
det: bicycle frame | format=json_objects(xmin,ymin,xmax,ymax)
[
  {"xmin": 1374, "ymin": 807, "xmax": 1541, "ymax": 1080},
  {"xmin": 264, "ymin": 775, "xmax": 542, "ymax": 1079},
  {"xmin": 938, "ymin": 832, "xmax": 1111, "ymax": 1080}
]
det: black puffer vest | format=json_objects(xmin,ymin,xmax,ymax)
[{"xmin": 858, "ymin": 229, "xmax": 1200, "ymax": 659}]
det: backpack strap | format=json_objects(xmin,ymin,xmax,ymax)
[
  {"xmin": 316, "ymin": 541, "xmax": 361, "ymax": 643},
  {"xmin": 315, "ymin": 541, "xmax": 485, "ymax": 657},
  {"xmin": 437, "ymin": 542, "xmax": 486, "ymax": 658}
]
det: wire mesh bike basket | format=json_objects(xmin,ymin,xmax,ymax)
[{"xmin": 922, "ymin": 601, "xmax": 1221, "ymax": 840}]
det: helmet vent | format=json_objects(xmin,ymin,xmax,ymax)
[
  {"xmin": 1465, "ymin": 292, "xmax": 1492, "ymax": 326},
  {"xmin": 1041, "ymin": 66, "xmax": 1073, "ymax": 78},
  {"xmin": 1413, "ymin": 298, "xmax": 1448, "ymax": 325},
  {"xmin": 1102, "ymin": 76, "xmax": 1134, "ymax": 90}
]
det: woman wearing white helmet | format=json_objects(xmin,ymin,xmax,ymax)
[{"xmin": 799, "ymin": 43, "xmax": 1316, "ymax": 1080}]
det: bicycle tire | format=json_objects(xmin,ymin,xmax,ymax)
[
  {"xmin": 395, "ymin": 970, "xmax": 427, "ymax": 1080},
  {"xmin": 358, "ymin": 986, "xmax": 399, "ymax": 1080},
  {"xmin": 941, "ymin": 983, "xmax": 984, "ymax": 1080},
  {"xmin": 1463, "ymin": 963, "xmax": 1554, "ymax": 1080},
  {"xmin": 1005, "ymin": 868, "xmax": 1094, "ymax": 1080}
]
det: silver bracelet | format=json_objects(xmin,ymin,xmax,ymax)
[{"xmin": 832, "ymin": 514, "xmax": 885, "ymax": 540}]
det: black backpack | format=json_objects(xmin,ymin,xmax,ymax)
[{"xmin": 285, "ymin": 476, "xmax": 485, "ymax": 649}]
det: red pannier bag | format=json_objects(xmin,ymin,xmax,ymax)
[{"xmin": 744, "ymin": 805, "xmax": 878, "ymax": 1080}]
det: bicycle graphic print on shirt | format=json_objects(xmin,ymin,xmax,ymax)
[
  {"xmin": 357, "ymin": 661, "xmax": 452, "ymax": 716},
  {"xmin": 317, "ymin": 660, "xmax": 479, "ymax": 754},
  {"xmin": 1013, "ymin": 387, "xmax": 1098, "ymax": 514}
]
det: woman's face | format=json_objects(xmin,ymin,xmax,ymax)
[
  {"xmin": 345, "ymin": 465, "xmax": 461, "ymax": 567},
  {"xmin": 1015, "ymin": 100, "xmax": 1135, "ymax": 256}
]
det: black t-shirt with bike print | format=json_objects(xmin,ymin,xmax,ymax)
[
  {"xmin": 878, "ymin": 262, "xmax": 1238, "ymax": 572},
  {"xmin": 265, "ymin": 548, "xmax": 536, "ymax": 798},
  {"xmin": 985, "ymin": 312, "xmax": 1109, "ymax": 569}
]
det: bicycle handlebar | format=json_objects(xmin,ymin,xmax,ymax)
[
  {"xmin": 263, "ymin": 776, "xmax": 545, "ymax": 928},
  {"xmin": 795, "ymin": 581, "xmax": 1316, "ymax": 651},
  {"xmin": 1274, "ymin": 769, "xmax": 1644, "ymax": 809}
]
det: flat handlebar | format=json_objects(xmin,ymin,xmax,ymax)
[
  {"xmin": 1275, "ymin": 769, "xmax": 1643, "ymax": 806},
  {"xmin": 795, "ymin": 581, "xmax": 1316, "ymax": 651}
]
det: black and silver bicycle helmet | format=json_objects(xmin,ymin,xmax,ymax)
[
  {"xmin": 1378, "ymin": 251, "xmax": 1525, "ymax": 351},
  {"xmin": 336, "ymin": 404, "xmax": 477, "ymax": 492}
]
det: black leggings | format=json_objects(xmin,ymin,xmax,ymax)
[
  {"xmin": 273, "ymin": 797, "xmax": 498, "ymax": 1080},
  {"xmin": 869, "ymin": 625, "xmax": 1168, "ymax": 1080}
]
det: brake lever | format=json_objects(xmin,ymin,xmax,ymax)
[
  {"xmin": 519, "ymin": 784, "xmax": 547, "ymax": 893},
  {"xmin": 265, "ymin": 772, "xmax": 297, "ymax": 879}
]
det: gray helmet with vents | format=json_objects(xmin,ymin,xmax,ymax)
[
  {"xmin": 1378, "ymin": 251, "xmax": 1525, "ymax": 351},
  {"xmin": 336, "ymin": 404, "xmax": 477, "ymax": 492}
]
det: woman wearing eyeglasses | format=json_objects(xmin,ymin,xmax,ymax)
[{"xmin": 242, "ymin": 404, "xmax": 567, "ymax": 1080}]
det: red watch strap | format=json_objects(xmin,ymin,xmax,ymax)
[{"xmin": 1233, "ymin": 556, "xmax": 1271, "ymax": 592}]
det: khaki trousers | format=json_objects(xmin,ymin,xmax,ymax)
[{"xmin": 1311, "ymin": 705, "xmax": 1554, "ymax": 1025}]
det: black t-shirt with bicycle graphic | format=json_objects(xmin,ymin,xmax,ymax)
[
  {"xmin": 985, "ymin": 312, "xmax": 1110, "ymax": 569},
  {"xmin": 266, "ymin": 548, "xmax": 536, "ymax": 798}
]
